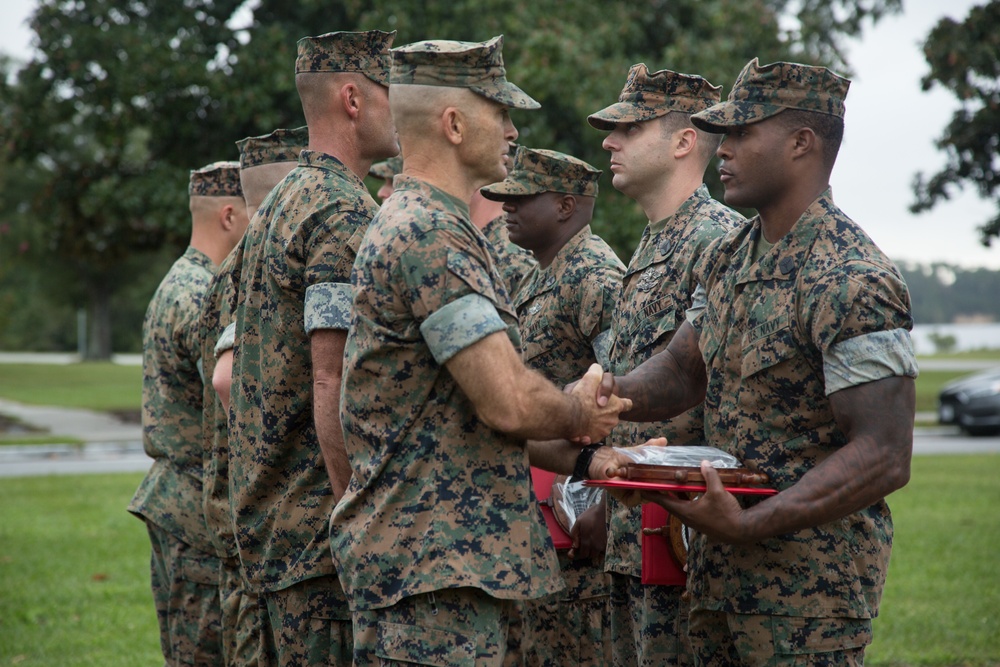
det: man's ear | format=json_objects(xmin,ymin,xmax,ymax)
[
  {"xmin": 220, "ymin": 204, "xmax": 236, "ymax": 232},
  {"xmin": 674, "ymin": 127, "xmax": 697, "ymax": 159},
  {"xmin": 441, "ymin": 107, "xmax": 465, "ymax": 146},
  {"xmin": 790, "ymin": 127, "xmax": 817, "ymax": 160},
  {"xmin": 556, "ymin": 194, "xmax": 577, "ymax": 221},
  {"xmin": 340, "ymin": 82, "xmax": 361, "ymax": 120}
]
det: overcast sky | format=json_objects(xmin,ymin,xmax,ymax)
[{"xmin": 2, "ymin": 0, "xmax": 997, "ymax": 269}]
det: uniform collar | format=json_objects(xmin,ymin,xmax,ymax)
[
  {"xmin": 297, "ymin": 150, "xmax": 367, "ymax": 190},
  {"xmin": 515, "ymin": 225, "xmax": 593, "ymax": 307},
  {"xmin": 735, "ymin": 188, "xmax": 838, "ymax": 286},
  {"xmin": 184, "ymin": 246, "xmax": 216, "ymax": 272},
  {"xmin": 392, "ymin": 175, "xmax": 471, "ymax": 219},
  {"xmin": 646, "ymin": 183, "xmax": 711, "ymax": 236}
]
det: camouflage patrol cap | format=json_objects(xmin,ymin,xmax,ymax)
[
  {"xmin": 369, "ymin": 156, "xmax": 403, "ymax": 180},
  {"xmin": 390, "ymin": 35, "xmax": 540, "ymax": 110},
  {"xmin": 691, "ymin": 58, "xmax": 850, "ymax": 132},
  {"xmin": 295, "ymin": 30, "xmax": 396, "ymax": 86},
  {"xmin": 480, "ymin": 146, "xmax": 601, "ymax": 200},
  {"xmin": 588, "ymin": 63, "xmax": 721, "ymax": 130},
  {"xmin": 236, "ymin": 126, "xmax": 309, "ymax": 170},
  {"xmin": 189, "ymin": 161, "xmax": 242, "ymax": 197}
]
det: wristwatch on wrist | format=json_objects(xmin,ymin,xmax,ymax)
[{"xmin": 570, "ymin": 444, "xmax": 602, "ymax": 482}]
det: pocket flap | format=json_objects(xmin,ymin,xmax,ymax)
[
  {"xmin": 447, "ymin": 249, "xmax": 514, "ymax": 320},
  {"xmin": 741, "ymin": 323, "xmax": 798, "ymax": 379},
  {"xmin": 377, "ymin": 621, "xmax": 477, "ymax": 667},
  {"xmin": 177, "ymin": 555, "xmax": 220, "ymax": 586},
  {"xmin": 628, "ymin": 301, "xmax": 679, "ymax": 355}
]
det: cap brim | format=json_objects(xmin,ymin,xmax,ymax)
[
  {"xmin": 365, "ymin": 70, "xmax": 391, "ymax": 87},
  {"xmin": 691, "ymin": 101, "xmax": 786, "ymax": 133},
  {"xmin": 587, "ymin": 102, "xmax": 666, "ymax": 130},
  {"xmin": 472, "ymin": 81, "xmax": 541, "ymax": 110},
  {"xmin": 480, "ymin": 180, "xmax": 542, "ymax": 200}
]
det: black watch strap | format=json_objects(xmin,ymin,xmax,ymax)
[{"xmin": 570, "ymin": 444, "xmax": 602, "ymax": 482}]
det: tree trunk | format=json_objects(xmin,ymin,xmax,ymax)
[{"xmin": 85, "ymin": 279, "xmax": 113, "ymax": 360}]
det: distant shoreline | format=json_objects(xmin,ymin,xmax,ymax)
[{"xmin": 911, "ymin": 322, "xmax": 1000, "ymax": 354}]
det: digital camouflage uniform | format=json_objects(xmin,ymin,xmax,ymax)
[
  {"xmin": 198, "ymin": 128, "xmax": 306, "ymax": 667},
  {"xmin": 129, "ymin": 161, "xmax": 243, "ymax": 667},
  {"xmin": 588, "ymin": 64, "xmax": 743, "ymax": 667},
  {"xmin": 332, "ymin": 35, "xmax": 559, "ymax": 667},
  {"xmin": 335, "ymin": 174, "xmax": 562, "ymax": 664},
  {"xmin": 482, "ymin": 146, "xmax": 625, "ymax": 667},
  {"xmin": 682, "ymin": 59, "xmax": 918, "ymax": 664},
  {"xmin": 688, "ymin": 192, "xmax": 915, "ymax": 664},
  {"xmin": 227, "ymin": 30, "xmax": 394, "ymax": 667}
]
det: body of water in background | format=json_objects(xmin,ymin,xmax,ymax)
[{"xmin": 911, "ymin": 322, "xmax": 1000, "ymax": 354}]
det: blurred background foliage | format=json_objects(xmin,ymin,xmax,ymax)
[{"xmin": 3, "ymin": 0, "xmax": 993, "ymax": 357}]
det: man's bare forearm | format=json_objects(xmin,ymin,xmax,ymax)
[
  {"xmin": 447, "ymin": 332, "xmax": 627, "ymax": 443},
  {"xmin": 615, "ymin": 321, "xmax": 706, "ymax": 421},
  {"xmin": 311, "ymin": 329, "xmax": 352, "ymax": 500},
  {"xmin": 527, "ymin": 439, "xmax": 580, "ymax": 475},
  {"xmin": 212, "ymin": 349, "xmax": 234, "ymax": 414}
]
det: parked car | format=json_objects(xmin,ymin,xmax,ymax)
[{"xmin": 937, "ymin": 367, "xmax": 1000, "ymax": 436}]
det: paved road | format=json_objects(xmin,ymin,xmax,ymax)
[
  {"xmin": 0, "ymin": 443, "xmax": 152, "ymax": 477},
  {"xmin": 0, "ymin": 394, "xmax": 147, "ymax": 478},
  {"xmin": 0, "ymin": 352, "xmax": 142, "ymax": 365}
]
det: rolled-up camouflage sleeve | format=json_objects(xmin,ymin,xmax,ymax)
[
  {"xmin": 592, "ymin": 329, "xmax": 612, "ymax": 369},
  {"xmin": 214, "ymin": 322, "xmax": 236, "ymax": 357},
  {"xmin": 304, "ymin": 282, "xmax": 353, "ymax": 333},
  {"xmin": 685, "ymin": 283, "xmax": 708, "ymax": 329},
  {"xmin": 824, "ymin": 328, "xmax": 918, "ymax": 395},
  {"xmin": 420, "ymin": 293, "xmax": 507, "ymax": 365}
]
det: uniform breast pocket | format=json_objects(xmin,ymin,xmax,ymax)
[
  {"xmin": 628, "ymin": 303, "xmax": 679, "ymax": 361},
  {"xmin": 741, "ymin": 327, "xmax": 802, "ymax": 379},
  {"xmin": 523, "ymin": 329, "xmax": 558, "ymax": 365}
]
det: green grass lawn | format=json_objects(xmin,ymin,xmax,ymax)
[
  {"xmin": 0, "ymin": 362, "xmax": 141, "ymax": 412},
  {"xmin": 1, "ymin": 456, "xmax": 998, "ymax": 665},
  {"xmin": 0, "ymin": 472, "xmax": 161, "ymax": 666},
  {"xmin": 868, "ymin": 453, "xmax": 1000, "ymax": 665}
]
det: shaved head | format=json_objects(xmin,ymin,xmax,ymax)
[
  {"xmin": 295, "ymin": 71, "xmax": 370, "ymax": 128},
  {"xmin": 389, "ymin": 84, "xmax": 477, "ymax": 139},
  {"xmin": 240, "ymin": 162, "xmax": 298, "ymax": 217},
  {"xmin": 189, "ymin": 195, "xmax": 244, "ymax": 224}
]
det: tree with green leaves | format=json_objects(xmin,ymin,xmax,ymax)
[
  {"xmin": 3, "ymin": 0, "xmax": 281, "ymax": 358},
  {"xmin": 911, "ymin": 1, "xmax": 1000, "ymax": 246},
  {"xmin": 3, "ymin": 0, "xmax": 900, "ymax": 357}
]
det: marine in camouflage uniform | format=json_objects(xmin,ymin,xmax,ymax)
[
  {"xmin": 197, "ymin": 128, "xmax": 306, "ymax": 667},
  {"xmin": 615, "ymin": 59, "xmax": 918, "ymax": 664},
  {"xmin": 129, "ymin": 161, "xmax": 247, "ymax": 667},
  {"xmin": 481, "ymin": 146, "xmax": 625, "ymax": 667},
  {"xmin": 586, "ymin": 64, "xmax": 743, "ymax": 667},
  {"xmin": 227, "ymin": 30, "xmax": 396, "ymax": 667},
  {"xmin": 332, "ymin": 37, "xmax": 630, "ymax": 667}
]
